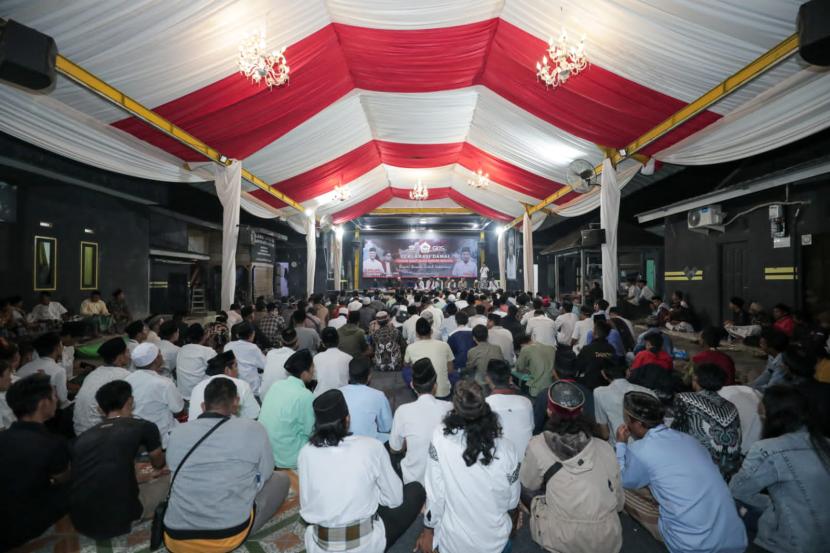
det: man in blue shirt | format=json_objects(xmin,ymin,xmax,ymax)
[
  {"xmin": 751, "ymin": 329, "xmax": 788, "ymax": 391},
  {"xmin": 614, "ymin": 391, "xmax": 746, "ymax": 553},
  {"xmin": 340, "ymin": 357, "xmax": 392, "ymax": 442}
]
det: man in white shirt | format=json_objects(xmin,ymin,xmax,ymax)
[
  {"xmin": 175, "ymin": 324, "xmax": 217, "ymax": 401},
  {"xmin": 717, "ymin": 385, "xmax": 763, "ymax": 454},
  {"xmin": 526, "ymin": 310, "xmax": 558, "ymax": 349},
  {"xmin": 389, "ymin": 359, "xmax": 452, "ymax": 485},
  {"xmin": 327, "ymin": 307, "xmax": 348, "ymax": 330},
  {"xmin": 188, "ymin": 351, "xmax": 260, "ymax": 420},
  {"xmin": 487, "ymin": 314, "xmax": 515, "ymax": 366},
  {"xmin": 440, "ymin": 304, "xmax": 459, "ymax": 341},
  {"xmin": 554, "ymin": 301, "xmax": 578, "ymax": 347},
  {"xmin": 125, "ymin": 342, "xmax": 184, "ymax": 449},
  {"xmin": 402, "ymin": 305, "xmax": 420, "ymax": 345},
  {"xmin": 592, "ymin": 361, "xmax": 656, "ymax": 444},
  {"xmin": 157, "ymin": 320, "xmax": 181, "ymax": 374},
  {"xmin": 29, "ymin": 292, "xmax": 67, "ymax": 324},
  {"xmin": 468, "ymin": 305, "xmax": 488, "ymax": 329},
  {"xmin": 312, "ymin": 328, "xmax": 352, "ymax": 398},
  {"xmin": 17, "ymin": 332, "xmax": 69, "ymax": 408},
  {"xmin": 72, "ymin": 338, "xmax": 131, "ymax": 435},
  {"xmin": 635, "ymin": 278, "xmax": 655, "ymax": 304},
  {"xmin": 404, "ymin": 318, "xmax": 455, "ymax": 399},
  {"xmin": 423, "ymin": 299, "xmax": 444, "ymax": 333},
  {"xmin": 224, "ymin": 322, "xmax": 266, "ymax": 396},
  {"xmin": 125, "ymin": 320, "xmax": 148, "ymax": 369},
  {"xmin": 485, "ymin": 360, "xmax": 534, "ymax": 456},
  {"xmin": 571, "ymin": 305, "xmax": 596, "ymax": 354},
  {"xmin": 261, "ymin": 328, "xmax": 299, "ymax": 400}
]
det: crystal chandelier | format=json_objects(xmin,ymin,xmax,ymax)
[
  {"xmin": 467, "ymin": 168, "xmax": 489, "ymax": 189},
  {"xmin": 331, "ymin": 184, "xmax": 350, "ymax": 203},
  {"xmin": 409, "ymin": 179, "xmax": 429, "ymax": 201},
  {"xmin": 535, "ymin": 28, "xmax": 587, "ymax": 88},
  {"xmin": 238, "ymin": 30, "xmax": 290, "ymax": 89}
]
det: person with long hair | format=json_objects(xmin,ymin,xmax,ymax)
[
  {"xmin": 415, "ymin": 381, "xmax": 520, "ymax": 553},
  {"xmin": 298, "ymin": 390, "xmax": 424, "ymax": 553},
  {"xmin": 729, "ymin": 386, "xmax": 830, "ymax": 553},
  {"xmin": 520, "ymin": 381, "xmax": 623, "ymax": 552}
]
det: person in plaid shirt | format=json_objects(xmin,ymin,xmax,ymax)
[{"xmin": 257, "ymin": 302, "xmax": 284, "ymax": 349}]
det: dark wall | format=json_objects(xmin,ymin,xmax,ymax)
[
  {"xmin": 4, "ymin": 182, "xmax": 150, "ymax": 317},
  {"xmin": 662, "ymin": 180, "xmax": 830, "ymax": 327}
]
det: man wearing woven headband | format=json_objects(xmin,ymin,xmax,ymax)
[
  {"xmin": 416, "ymin": 381, "xmax": 520, "ymax": 553},
  {"xmin": 615, "ymin": 391, "xmax": 746, "ymax": 553},
  {"xmin": 519, "ymin": 380, "xmax": 624, "ymax": 552},
  {"xmin": 298, "ymin": 389, "xmax": 424, "ymax": 553}
]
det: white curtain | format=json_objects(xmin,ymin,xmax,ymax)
[
  {"xmin": 656, "ymin": 67, "xmax": 830, "ymax": 165},
  {"xmin": 332, "ymin": 229, "xmax": 343, "ymax": 291},
  {"xmin": 522, "ymin": 211, "xmax": 534, "ymax": 292},
  {"xmin": 497, "ymin": 231, "xmax": 506, "ymax": 290},
  {"xmin": 600, "ymin": 158, "xmax": 620, "ymax": 308},
  {"xmin": 214, "ymin": 161, "xmax": 242, "ymax": 311},
  {"xmin": 306, "ymin": 210, "xmax": 317, "ymax": 296}
]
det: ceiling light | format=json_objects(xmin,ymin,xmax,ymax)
[
  {"xmin": 39, "ymin": 221, "xmax": 52, "ymax": 228},
  {"xmin": 364, "ymin": 224, "xmax": 371, "ymax": 230},
  {"xmin": 409, "ymin": 179, "xmax": 429, "ymax": 201},
  {"xmin": 238, "ymin": 29, "xmax": 289, "ymax": 89},
  {"xmin": 496, "ymin": 225, "xmax": 505, "ymax": 235},
  {"xmin": 83, "ymin": 228, "xmax": 94, "ymax": 234},
  {"xmin": 467, "ymin": 168, "xmax": 489, "ymax": 189},
  {"xmin": 331, "ymin": 184, "xmax": 350, "ymax": 203},
  {"xmin": 304, "ymin": 208, "xmax": 313, "ymax": 217},
  {"xmin": 535, "ymin": 14, "xmax": 587, "ymax": 89}
]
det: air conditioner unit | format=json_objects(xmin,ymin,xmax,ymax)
[{"xmin": 687, "ymin": 205, "xmax": 725, "ymax": 233}]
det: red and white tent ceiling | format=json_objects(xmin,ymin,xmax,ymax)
[{"xmin": 0, "ymin": 0, "xmax": 823, "ymax": 229}]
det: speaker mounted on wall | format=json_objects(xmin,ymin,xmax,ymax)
[
  {"xmin": 798, "ymin": 0, "xmax": 830, "ymax": 66},
  {"xmin": 0, "ymin": 19, "xmax": 58, "ymax": 91}
]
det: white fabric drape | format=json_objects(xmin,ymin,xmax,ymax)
[
  {"xmin": 306, "ymin": 211, "xmax": 317, "ymax": 295},
  {"xmin": 656, "ymin": 67, "xmax": 830, "ymax": 165},
  {"xmin": 600, "ymin": 158, "xmax": 620, "ymax": 308},
  {"xmin": 332, "ymin": 229, "xmax": 343, "ymax": 291},
  {"xmin": 522, "ymin": 212, "xmax": 534, "ymax": 292},
  {"xmin": 497, "ymin": 231, "xmax": 506, "ymax": 291},
  {"xmin": 214, "ymin": 161, "xmax": 242, "ymax": 311}
]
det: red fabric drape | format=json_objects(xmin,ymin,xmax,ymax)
[
  {"xmin": 376, "ymin": 141, "xmax": 463, "ymax": 168},
  {"xmin": 447, "ymin": 189, "xmax": 513, "ymax": 222},
  {"xmin": 331, "ymin": 188, "xmax": 394, "ymax": 224}
]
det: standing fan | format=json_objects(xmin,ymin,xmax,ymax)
[{"xmin": 566, "ymin": 159, "xmax": 598, "ymax": 193}]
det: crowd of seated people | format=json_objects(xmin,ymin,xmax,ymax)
[{"xmin": 0, "ymin": 285, "xmax": 828, "ymax": 553}]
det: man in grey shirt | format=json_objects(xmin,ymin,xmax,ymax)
[{"xmin": 163, "ymin": 378, "xmax": 290, "ymax": 549}]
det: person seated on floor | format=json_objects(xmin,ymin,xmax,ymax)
[
  {"xmin": 261, "ymin": 327, "xmax": 299, "ymax": 399},
  {"xmin": 577, "ymin": 319, "xmax": 618, "ymax": 390},
  {"xmin": 447, "ymin": 311, "xmax": 475, "ymax": 373},
  {"xmin": 725, "ymin": 301, "xmax": 770, "ymax": 343},
  {"xmin": 370, "ymin": 311, "xmax": 404, "ymax": 372},
  {"xmin": 515, "ymin": 333, "xmax": 555, "ymax": 402},
  {"xmin": 485, "ymin": 359, "xmax": 533, "ymax": 457},
  {"xmin": 299, "ymin": 389, "xmax": 424, "ymax": 553},
  {"xmin": 671, "ymin": 364, "xmax": 742, "ymax": 480},
  {"xmin": 533, "ymin": 349, "xmax": 595, "ymax": 434},
  {"xmin": 729, "ymin": 385, "xmax": 830, "ymax": 553},
  {"xmin": 292, "ymin": 308, "xmax": 321, "ymax": 354},
  {"xmin": 188, "ymin": 351, "xmax": 260, "ymax": 420},
  {"xmin": 157, "ymin": 320, "xmax": 180, "ymax": 376},
  {"xmin": 70, "ymin": 380, "xmax": 167, "ymax": 539},
  {"xmin": 29, "ymin": 291, "xmax": 68, "ymax": 329},
  {"xmin": 570, "ymin": 305, "xmax": 595, "ymax": 354},
  {"xmin": 0, "ymin": 360, "xmax": 14, "ymax": 430},
  {"xmin": 258, "ymin": 349, "xmax": 315, "ymax": 469},
  {"xmin": 651, "ymin": 296, "xmax": 671, "ymax": 327},
  {"xmin": 632, "ymin": 278, "xmax": 655, "ymax": 306},
  {"xmin": 175, "ymin": 323, "xmax": 218, "ymax": 402},
  {"xmin": 725, "ymin": 296, "xmax": 750, "ymax": 327},
  {"xmin": 665, "ymin": 291, "xmax": 695, "ymax": 332},
  {"xmin": 415, "ymin": 380, "xmax": 520, "ymax": 553},
  {"xmin": 692, "ymin": 326, "xmax": 736, "ymax": 385},
  {"xmin": 406, "ymin": 317, "xmax": 455, "ymax": 400},
  {"xmin": 73, "ymin": 337, "xmax": 132, "ymax": 436},
  {"xmin": 751, "ymin": 328, "xmax": 789, "ymax": 391},
  {"xmin": 772, "ymin": 303, "xmax": 795, "ymax": 338},
  {"xmin": 487, "ymin": 313, "xmax": 516, "ymax": 366},
  {"xmin": 0, "ymin": 374, "xmax": 71, "ymax": 551},
  {"xmin": 593, "ymin": 359, "xmax": 656, "ymax": 445},
  {"xmin": 223, "ymin": 321, "xmax": 266, "ymax": 396},
  {"xmin": 313, "ymin": 327, "xmax": 352, "ymax": 398},
  {"xmin": 17, "ymin": 331, "xmax": 70, "ymax": 409},
  {"xmin": 80, "ymin": 290, "xmax": 112, "ymax": 334},
  {"xmin": 107, "ymin": 289, "xmax": 131, "ymax": 333},
  {"xmin": 630, "ymin": 333, "xmax": 674, "ymax": 377},
  {"xmin": 526, "ymin": 308, "xmax": 558, "ymax": 348},
  {"xmin": 614, "ymin": 391, "xmax": 747, "ymax": 553},
  {"xmin": 125, "ymin": 319, "xmax": 149, "ymax": 368},
  {"xmin": 389, "ymin": 359, "xmax": 453, "ymax": 486},
  {"xmin": 125, "ymin": 343, "xmax": 184, "ymax": 450},
  {"xmin": 632, "ymin": 315, "xmax": 674, "ymax": 358},
  {"xmin": 340, "ymin": 356, "xmax": 393, "ymax": 443},
  {"xmin": 163, "ymin": 377, "xmax": 291, "ymax": 553},
  {"xmin": 520, "ymin": 380, "xmax": 624, "ymax": 553},
  {"xmin": 608, "ymin": 307, "xmax": 636, "ymax": 353},
  {"xmin": 466, "ymin": 324, "xmax": 504, "ymax": 385}
]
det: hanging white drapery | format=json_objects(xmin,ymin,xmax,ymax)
[
  {"xmin": 332, "ymin": 228, "xmax": 343, "ymax": 291},
  {"xmin": 497, "ymin": 230, "xmax": 506, "ymax": 290},
  {"xmin": 600, "ymin": 158, "xmax": 620, "ymax": 308},
  {"xmin": 214, "ymin": 161, "xmax": 242, "ymax": 311},
  {"xmin": 522, "ymin": 211, "xmax": 533, "ymax": 292},
  {"xmin": 306, "ymin": 210, "xmax": 317, "ymax": 295}
]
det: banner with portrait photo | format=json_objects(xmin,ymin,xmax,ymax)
[
  {"xmin": 505, "ymin": 228, "xmax": 519, "ymax": 281},
  {"xmin": 362, "ymin": 236, "xmax": 479, "ymax": 279}
]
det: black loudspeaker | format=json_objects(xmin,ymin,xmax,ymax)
[
  {"xmin": 0, "ymin": 19, "xmax": 57, "ymax": 91},
  {"xmin": 798, "ymin": 0, "xmax": 830, "ymax": 66},
  {"xmin": 581, "ymin": 228, "xmax": 606, "ymax": 248}
]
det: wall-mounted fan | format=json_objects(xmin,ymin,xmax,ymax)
[{"xmin": 566, "ymin": 159, "xmax": 598, "ymax": 194}]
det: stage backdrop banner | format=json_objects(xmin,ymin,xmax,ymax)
[{"xmin": 362, "ymin": 235, "xmax": 479, "ymax": 279}]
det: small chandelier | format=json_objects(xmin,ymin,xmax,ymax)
[
  {"xmin": 409, "ymin": 179, "xmax": 429, "ymax": 201},
  {"xmin": 467, "ymin": 168, "xmax": 489, "ymax": 189},
  {"xmin": 535, "ymin": 28, "xmax": 587, "ymax": 88},
  {"xmin": 238, "ymin": 30, "xmax": 290, "ymax": 89},
  {"xmin": 331, "ymin": 184, "xmax": 350, "ymax": 203}
]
